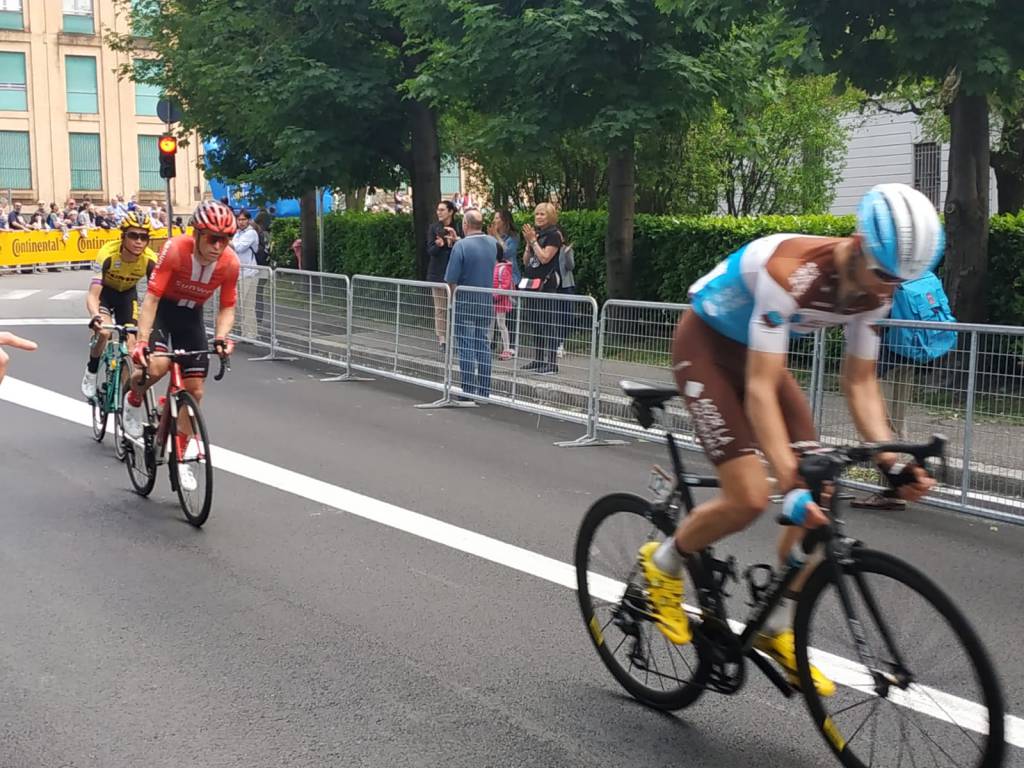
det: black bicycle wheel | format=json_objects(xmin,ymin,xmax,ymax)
[
  {"xmin": 91, "ymin": 395, "xmax": 107, "ymax": 442},
  {"xmin": 170, "ymin": 390, "xmax": 213, "ymax": 527},
  {"xmin": 123, "ymin": 386, "xmax": 155, "ymax": 497},
  {"xmin": 794, "ymin": 548, "xmax": 1005, "ymax": 768},
  {"xmin": 575, "ymin": 493, "xmax": 709, "ymax": 711}
]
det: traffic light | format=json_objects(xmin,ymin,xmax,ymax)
[{"xmin": 158, "ymin": 135, "xmax": 177, "ymax": 179}]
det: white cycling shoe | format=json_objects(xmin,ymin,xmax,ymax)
[
  {"xmin": 176, "ymin": 439, "xmax": 201, "ymax": 492},
  {"xmin": 81, "ymin": 370, "xmax": 97, "ymax": 400}
]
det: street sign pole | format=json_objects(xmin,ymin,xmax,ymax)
[
  {"xmin": 156, "ymin": 99, "xmax": 184, "ymax": 235},
  {"xmin": 165, "ymin": 127, "xmax": 174, "ymax": 236}
]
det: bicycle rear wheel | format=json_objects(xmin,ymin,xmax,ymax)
[
  {"xmin": 123, "ymin": 386, "xmax": 155, "ymax": 497},
  {"xmin": 575, "ymin": 493, "xmax": 709, "ymax": 711},
  {"xmin": 794, "ymin": 548, "xmax": 1004, "ymax": 768},
  {"xmin": 170, "ymin": 390, "xmax": 213, "ymax": 527}
]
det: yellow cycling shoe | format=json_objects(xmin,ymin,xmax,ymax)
[
  {"xmin": 754, "ymin": 629, "xmax": 836, "ymax": 697},
  {"xmin": 637, "ymin": 541, "xmax": 692, "ymax": 645}
]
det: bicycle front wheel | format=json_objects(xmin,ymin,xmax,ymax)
[
  {"xmin": 123, "ymin": 386, "xmax": 155, "ymax": 497},
  {"xmin": 575, "ymin": 493, "xmax": 709, "ymax": 711},
  {"xmin": 111, "ymin": 357, "xmax": 131, "ymax": 462},
  {"xmin": 170, "ymin": 390, "xmax": 213, "ymax": 527},
  {"xmin": 91, "ymin": 395, "xmax": 107, "ymax": 442},
  {"xmin": 794, "ymin": 548, "xmax": 1005, "ymax": 768}
]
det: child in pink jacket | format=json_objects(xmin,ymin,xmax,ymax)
[{"xmin": 493, "ymin": 249, "xmax": 515, "ymax": 360}]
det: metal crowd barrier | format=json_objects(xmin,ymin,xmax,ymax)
[
  {"xmin": 447, "ymin": 286, "xmax": 601, "ymax": 444},
  {"xmin": 210, "ymin": 268, "xmax": 1024, "ymax": 525}
]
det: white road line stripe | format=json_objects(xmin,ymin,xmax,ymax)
[
  {"xmin": 0, "ymin": 375, "xmax": 1020, "ymax": 750},
  {"xmin": 0, "ymin": 318, "xmax": 89, "ymax": 326},
  {"xmin": 49, "ymin": 290, "xmax": 86, "ymax": 301},
  {"xmin": 0, "ymin": 290, "xmax": 40, "ymax": 300}
]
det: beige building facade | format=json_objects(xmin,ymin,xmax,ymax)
[{"xmin": 0, "ymin": 0, "xmax": 205, "ymax": 210}]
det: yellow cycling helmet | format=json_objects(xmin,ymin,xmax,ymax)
[{"xmin": 119, "ymin": 211, "xmax": 152, "ymax": 232}]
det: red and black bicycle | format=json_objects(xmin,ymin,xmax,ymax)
[{"xmin": 121, "ymin": 347, "xmax": 229, "ymax": 527}]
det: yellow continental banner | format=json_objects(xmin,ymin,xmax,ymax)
[{"xmin": 0, "ymin": 227, "xmax": 184, "ymax": 267}]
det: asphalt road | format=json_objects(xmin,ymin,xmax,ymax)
[{"xmin": 2, "ymin": 271, "xmax": 1022, "ymax": 768}]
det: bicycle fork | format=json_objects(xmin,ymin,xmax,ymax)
[{"xmin": 825, "ymin": 541, "xmax": 910, "ymax": 698}]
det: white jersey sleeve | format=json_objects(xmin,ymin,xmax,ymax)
[
  {"xmin": 844, "ymin": 302, "xmax": 890, "ymax": 361},
  {"xmin": 747, "ymin": 271, "xmax": 799, "ymax": 355}
]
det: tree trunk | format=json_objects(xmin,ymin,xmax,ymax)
[
  {"xmin": 991, "ymin": 113, "xmax": 1024, "ymax": 214},
  {"xmin": 341, "ymin": 187, "xmax": 367, "ymax": 213},
  {"xmin": 299, "ymin": 189, "xmax": 318, "ymax": 271},
  {"xmin": 605, "ymin": 141, "xmax": 636, "ymax": 299},
  {"xmin": 944, "ymin": 92, "xmax": 990, "ymax": 324},
  {"xmin": 409, "ymin": 100, "xmax": 440, "ymax": 280}
]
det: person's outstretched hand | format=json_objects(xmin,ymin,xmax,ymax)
[{"xmin": 0, "ymin": 331, "xmax": 38, "ymax": 384}]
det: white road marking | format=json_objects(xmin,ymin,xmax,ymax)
[
  {"xmin": 0, "ymin": 318, "xmax": 89, "ymax": 326},
  {"xmin": 0, "ymin": 374, "xmax": 1020, "ymax": 750},
  {"xmin": 0, "ymin": 290, "xmax": 40, "ymax": 300},
  {"xmin": 49, "ymin": 290, "xmax": 86, "ymax": 301}
]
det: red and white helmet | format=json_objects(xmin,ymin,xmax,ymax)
[{"xmin": 191, "ymin": 200, "xmax": 237, "ymax": 235}]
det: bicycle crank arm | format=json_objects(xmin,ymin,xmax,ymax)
[{"xmin": 747, "ymin": 648, "xmax": 795, "ymax": 698}]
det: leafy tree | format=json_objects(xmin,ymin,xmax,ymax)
[
  {"xmin": 109, "ymin": 0, "xmax": 441, "ymax": 274},
  {"xmin": 775, "ymin": 0, "xmax": 1024, "ymax": 322},
  {"xmin": 388, "ymin": 0, "xmax": 755, "ymax": 298}
]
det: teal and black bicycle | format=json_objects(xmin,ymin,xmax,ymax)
[{"xmin": 89, "ymin": 323, "xmax": 135, "ymax": 461}]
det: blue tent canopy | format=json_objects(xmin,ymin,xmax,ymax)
[{"xmin": 202, "ymin": 139, "xmax": 331, "ymax": 217}]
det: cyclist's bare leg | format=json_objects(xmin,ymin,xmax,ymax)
[
  {"xmin": 130, "ymin": 355, "xmax": 170, "ymax": 400},
  {"xmin": 673, "ymin": 454, "xmax": 772, "ymax": 553},
  {"xmin": 89, "ymin": 310, "xmax": 113, "ymax": 361},
  {"xmin": 177, "ymin": 377, "xmax": 204, "ymax": 437}
]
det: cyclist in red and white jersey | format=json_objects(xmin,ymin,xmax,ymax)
[
  {"xmin": 639, "ymin": 184, "xmax": 942, "ymax": 696},
  {"xmin": 123, "ymin": 201, "xmax": 239, "ymax": 486}
]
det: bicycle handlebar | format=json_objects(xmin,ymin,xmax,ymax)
[
  {"xmin": 146, "ymin": 347, "xmax": 231, "ymax": 381},
  {"xmin": 820, "ymin": 433, "xmax": 947, "ymax": 467}
]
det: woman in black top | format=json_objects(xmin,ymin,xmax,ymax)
[
  {"xmin": 426, "ymin": 200, "xmax": 462, "ymax": 351},
  {"xmin": 520, "ymin": 202, "xmax": 563, "ymax": 374}
]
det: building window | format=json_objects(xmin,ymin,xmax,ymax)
[
  {"xmin": 0, "ymin": 51, "xmax": 27, "ymax": 111},
  {"xmin": 0, "ymin": 0, "xmax": 23, "ymax": 31},
  {"xmin": 138, "ymin": 135, "xmax": 162, "ymax": 190},
  {"xmin": 131, "ymin": 0, "xmax": 158, "ymax": 37},
  {"xmin": 63, "ymin": 0, "xmax": 95, "ymax": 35},
  {"xmin": 134, "ymin": 58, "xmax": 162, "ymax": 116},
  {"xmin": 913, "ymin": 142, "xmax": 942, "ymax": 208},
  {"xmin": 69, "ymin": 132, "xmax": 101, "ymax": 190},
  {"xmin": 0, "ymin": 130, "xmax": 31, "ymax": 189},
  {"xmin": 66, "ymin": 56, "xmax": 98, "ymax": 114},
  {"xmin": 440, "ymin": 157, "xmax": 460, "ymax": 196}
]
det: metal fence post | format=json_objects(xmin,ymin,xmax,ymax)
[
  {"xmin": 393, "ymin": 283, "xmax": 401, "ymax": 373},
  {"xmin": 320, "ymin": 275, "xmax": 373, "ymax": 382},
  {"xmin": 249, "ymin": 268, "xmax": 278, "ymax": 361},
  {"xmin": 307, "ymin": 274, "xmax": 313, "ymax": 356},
  {"xmin": 960, "ymin": 330, "xmax": 979, "ymax": 507},
  {"xmin": 811, "ymin": 328, "xmax": 827, "ymax": 431}
]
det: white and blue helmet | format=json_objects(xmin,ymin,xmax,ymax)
[{"xmin": 856, "ymin": 183, "xmax": 945, "ymax": 281}]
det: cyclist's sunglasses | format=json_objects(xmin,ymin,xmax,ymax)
[
  {"xmin": 123, "ymin": 230, "xmax": 150, "ymax": 242},
  {"xmin": 869, "ymin": 267, "xmax": 903, "ymax": 286},
  {"xmin": 200, "ymin": 232, "xmax": 231, "ymax": 246}
]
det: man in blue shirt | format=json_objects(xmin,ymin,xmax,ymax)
[{"xmin": 445, "ymin": 208, "xmax": 499, "ymax": 398}]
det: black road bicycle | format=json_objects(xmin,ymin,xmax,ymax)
[
  {"xmin": 575, "ymin": 381, "xmax": 1005, "ymax": 768},
  {"xmin": 122, "ymin": 347, "xmax": 229, "ymax": 527}
]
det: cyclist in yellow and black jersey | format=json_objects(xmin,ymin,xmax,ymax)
[{"xmin": 81, "ymin": 212, "xmax": 158, "ymax": 399}]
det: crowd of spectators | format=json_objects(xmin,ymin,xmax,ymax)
[
  {"xmin": 430, "ymin": 197, "xmax": 577, "ymax": 397},
  {"xmin": 0, "ymin": 195, "xmax": 175, "ymax": 235}
]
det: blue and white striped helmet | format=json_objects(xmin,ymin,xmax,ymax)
[{"xmin": 856, "ymin": 183, "xmax": 945, "ymax": 281}]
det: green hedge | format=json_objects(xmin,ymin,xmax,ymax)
[{"xmin": 272, "ymin": 210, "xmax": 1024, "ymax": 321}]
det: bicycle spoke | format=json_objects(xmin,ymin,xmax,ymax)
[
  {"xmin": 913, "ymin": 684, "xmax": 983, "ymax": 752},
  {"xmin": 843, "ymin": 697, "xmax": 880, "ymax": 749},
  {"xmin": 895, "ymin": 699, "xmax": 975, "ymax": 766}
]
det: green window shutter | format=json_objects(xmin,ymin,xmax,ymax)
[
  {"xmin": 0, "ymin": 130, "xmax": 31, "ymax": 189},
  {"xmin": 66, "ymin": 56, "xmax": 98, "ymax": 114},
  {"xmin": 0, "ymin": 0, "xmax": 23, "ymax": 30},
  {"xmin": 63, "ymin": 0, "xmax": 94, "ymax": 34},
  {"xmin": 138, "ymin": 135, "xmax": 161, "ymax": 190},
  {"xmin": 134, "ymin": 58, "xmax": 162, "ymax": 116},
  {"xmin": 69, "ymin": 132, "xmax": 101, "ymax": 190},
  {"xmin": 0, "ymin": 52, "xmax": 27, "ymax": 111},
  {"xmin": 440, "ymin": 157, "xmax": 460, "ymax": 196}
]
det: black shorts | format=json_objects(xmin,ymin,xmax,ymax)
[
  {"xmin": 98, "ymin": 286, "xmax": 140, "ymax": 328},
  {"xmin": 151, "ymin": 300, "xmax": 209, "ymax": 379}
]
